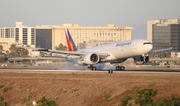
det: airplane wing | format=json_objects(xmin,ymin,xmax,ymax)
[
  {"xmin": 16, "ymin": 45, "xmax": 49, "ymax": 51},
  {"xmin": 48, "ymin": 50, "xmax": 85, "ymax": 55},
  {"xmin": 149, "ymin": 47, "xmax": 173, "ymax": 54},
  {"xmin": 16, "ymin": 45, "xmax": 109, "ymax": 58},
  {"xmin": 48, "ymin": 50, "xmax": 109, "ymax": 58}
]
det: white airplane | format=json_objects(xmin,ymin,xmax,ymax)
[
  {"xmin": 38, "ymin": 28, "xmax": 172, "ymax": 70},
  {"xmin": 17, "ymin": 28, "xmax": 172, "ymax": 70}
]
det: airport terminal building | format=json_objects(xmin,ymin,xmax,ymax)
[
  {"xmin": 147, "ymin": 19, "xmax": 180, "ymax": 52},
  {"xmin": 0, "ymin": 22, "xmax": 133, "ymax": 51}
]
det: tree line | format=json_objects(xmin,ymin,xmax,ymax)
[{"xmin": 0, "ymin": 43, "xmax": 67, "ymax": 62}]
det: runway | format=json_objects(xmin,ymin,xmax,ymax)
[{"xmin": 0, "ymin": 68, "xmax": 180, "ymax": 74}]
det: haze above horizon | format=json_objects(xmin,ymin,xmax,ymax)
[
  {"xmin": 0, "ymin": 0, "xmax": 179, "ymax": 39},
  {"xmin": 0, "ymin": 0, "xmax": 179, "ymax": 27}
]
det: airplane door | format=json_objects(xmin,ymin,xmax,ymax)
[{"xmin": 133, "ymin": 41, "xmax": 137, "ymax": 50}]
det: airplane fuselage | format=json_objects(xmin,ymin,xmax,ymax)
[{"xmin": 76, "ymin": 39, "xmax": 153, "ymax": 62}]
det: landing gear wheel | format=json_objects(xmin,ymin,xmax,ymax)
[
  {"xmin": 93, "ymin": 67, "xmax": 97, "ymax": 70},
  {"xmin": 121, "ymin": 66, "xmax": 125, "ymax": 70},
  {"xmin": 88, "ymin": 65, "xmax": 97, "ymax": 71},
  {"xmin": 116, "ymin": 66, "xmax": 125, "ymax": 71},
  {"xmin": 108, "ymin": 69, "xmax": 113, "ymax": 74}
]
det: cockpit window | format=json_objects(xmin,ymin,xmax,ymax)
[{"xmin": 143, "ymin": 42, "xmax": 152, "ymax": 45}]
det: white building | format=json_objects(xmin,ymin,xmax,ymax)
[
  {"xmin": 0, "ymin": 22, "xmax": 133, "ymax": 51},
  {"xmin": 36, "ymin": 23, "xmax": 133, "ymax": 50},
  {"xmin": 0, "ymin": 22, "xmax": 36, "ymax": 51}
]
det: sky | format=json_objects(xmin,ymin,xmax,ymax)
[{"xmin": 0, "ymin": 0, "xmax": 180, "ymax": 38}]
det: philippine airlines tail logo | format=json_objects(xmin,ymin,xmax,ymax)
[{"xmin": 65, "ymin": 28, "xmax": 78, "ymax": 52}]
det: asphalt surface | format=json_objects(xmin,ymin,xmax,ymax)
[{"xmin": 0, "ymin": 67, "xmax": 180, "ymax": 74}]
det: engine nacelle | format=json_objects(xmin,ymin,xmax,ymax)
[
  {"xmin": 133, "ymin": 56, "xmax": 149, "ymax": 64},
  {"xmin": 83, "ymin": 53, "xmax": 100, "ymax": 65}
]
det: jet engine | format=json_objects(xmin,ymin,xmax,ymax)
[
  {"xmin": 83, "ymin": 53, "xmax": 100, "ymax": 65},
  {"xmin": 133, "ymin": 56, "xmax": 149, "ymax": 64}
]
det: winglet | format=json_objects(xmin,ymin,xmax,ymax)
[{"xmin": 65, "ymin": 28, "xmax": 78, "ymax": 52}]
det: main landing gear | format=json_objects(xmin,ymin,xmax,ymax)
[
  {"xmin": 115, "ymin": 65, "xmax": 125, "ymax": 71},
  {"xmin": 108, "ymin": 65, "xmax": 125, "ymax": 74},
  {"xmin": 87, "ymin": 65, "xmax": 97, "ymax": 70}
]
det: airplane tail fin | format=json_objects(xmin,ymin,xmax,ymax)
[{"xmin": 65, "ymin": 28, "xmax": 78, "ymax": 52}]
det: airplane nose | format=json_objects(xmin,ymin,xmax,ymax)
[{"xmin": 143, "ymin": 44, "xmax": 153, "ymax": 53}]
